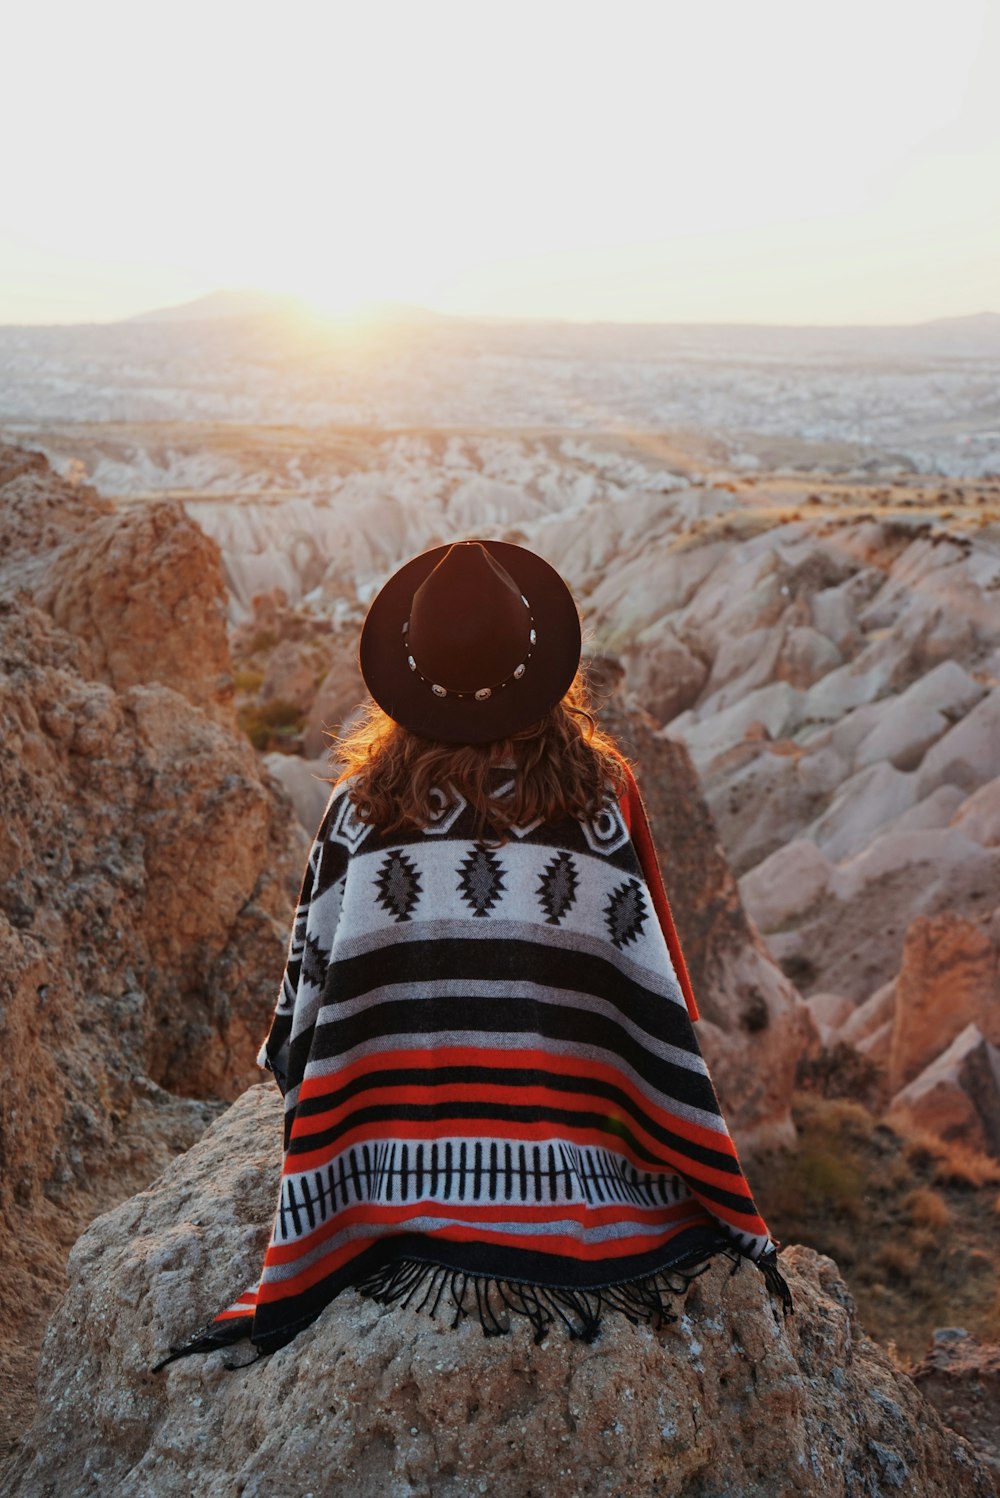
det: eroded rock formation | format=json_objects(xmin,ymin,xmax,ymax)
[
  {"xmin": 0, "ymin": 445, "xmax": 307, "ymax": 1458},
  {"xmin": 4, "ymin": 1085, "xmax": 994, "ymax": 1498}
]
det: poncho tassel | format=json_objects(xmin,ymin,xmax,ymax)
[
  {"xmin": 757, "ymin": 1250, "xmax": 794, "ymax": 1316},
  {"xmin": 152, "ymin": 1319, "xmax": 250, "ymax": 1373},
  {"xmin": 352, "ymin": 1252, "xmax": 775, "ymax": 1346}
]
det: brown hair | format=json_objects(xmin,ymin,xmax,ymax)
[{"xmin": 330, "ymin": 671, "xmax": 627, "ymax": 839}]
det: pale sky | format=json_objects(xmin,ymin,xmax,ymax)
[{"xmin": 3, "ymin": 0, "xmax": 999, "ymax": 326}]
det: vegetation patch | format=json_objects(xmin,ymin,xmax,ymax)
[{"xmin": 754, "ymin": 1093, "xmax": 1000, "ymax": 1363}]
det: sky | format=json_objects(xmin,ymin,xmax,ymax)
[{"xmin": 2, "ymin": 0, "xmax": 999, "ymax": 326}]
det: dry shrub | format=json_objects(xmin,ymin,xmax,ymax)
[
  {"xmin": 930, "ymin": 1142, "xmax": 1000, "ymax": 1191},
  {"xmin": 902, "ymin": 1186, "xmax": 951, "ymax": 1230},
  {"xmin": 876, "ymin": 1243, "xmax": 919, "ymax": 1285},
  {"xmin": 237, "ymin": 698, "xmax": 305, "ymax": 751},
  {"xmin": 233, "ymin": 664, "xmax": 264, "ymax": 694}
]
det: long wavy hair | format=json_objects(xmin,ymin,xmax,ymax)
[{"xmin": 331, "ymin": 671, "xmax": 627, "ymax": 839}]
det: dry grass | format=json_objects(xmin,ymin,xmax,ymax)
[
  {"xmin": 753, "ymin": 1093, "xmax": 1000, "ymax": 1362},
  {"xmin": 903, "ymin": 1186, "xmax": 951, "ymax": 1230},
  {"xmin": 233, "ymin": 664, "xmax": 264, "ymax": 694},
  {"xmin": 931, "ymin": 1142, "xmax": 1000, "ymax": 1190},
  {"xmin": 237, "ymin": 697, "xmax": 305, "ymax": 751}
]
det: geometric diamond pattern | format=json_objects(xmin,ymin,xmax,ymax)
[
  {"xmin": 604, "ymin": 878, "xmax": 647, "ymax": 949},
  {"xmin": 457, "ymin": 846, "xmax": 506, "ymax": 917},
  {"xmin": 536, "ymin": 851, "xmax": 579, "ymax": 925},
  {"xmin": 374, "ymin": 849, "xmax": 422, "ymax": 922},
  {"xmin": 300, "ymin": 929, "xmax": 330, "ymax": 990}
]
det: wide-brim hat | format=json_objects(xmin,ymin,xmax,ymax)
[{"xmin": 359, "ymin": 539, "xmax": 582, "ymax": 743}]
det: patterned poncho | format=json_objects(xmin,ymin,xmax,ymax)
[{"xmin": 157, "ymin": 765, "xmax": 789, "ymax": 1366}]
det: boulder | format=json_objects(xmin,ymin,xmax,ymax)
[
  {"xmin": 803, "ymin": 760, "xmax": 917, "ymax": 863},
  {"xmin": 0, "ymin": 446, "xmax": 308, "ymax": 1460},
  {"xmin": 759, "ymin": 827, "xmax": 1000, "ymax": 1003},
  {"xmin": 806, "ymin": 992, "xmax": 855, "ymax": 1038},
  {"xmin": 301, "ymin": 640, "xmax": 366, "ymax": 758},
  {"xmin": 888, "ymin": 915, "xmax": 1000, "ymax": 1093},
  {"xmin": 951, "ymin": 776, "xmax": 1000, "ymax": 849},
  {"xmin": 911, "ymin": 1329, "xmax": 1000, "ymax": 1480},
  {"xmin": 917, "ymin": 689, "xmax": 1000, "ymax": 799},
  {"xmin": 739, "ymin": 838, "xmax": 832, "ymax": 937},
  {"xmin": 263, "ymin": 752, "xmax": 335, "ymax": 830},
  {"xmin": 33, "ymin": 498, "xmax": 236, "ymax": 727},
  {"xmin": 257, "ymin": 638, "xmax": 324, "ymax": 715},
  {"xmin": 620, "ymin": 625, "xmax": 708, "ymax": 726},
  {"xmin": 888, "ymin": 1024, "xmax": 992, "ymax": 1154},
  {"xmin": 3, "ymin": 1086, "xmax": 994, "ymax": 1498},
  {"xmin": 840, "ymin": 978, "xmax": 897, "ymax": 1048},
  {"xmin": 853, "ymin": 660, "xmax": 985, "ymax": 773}
]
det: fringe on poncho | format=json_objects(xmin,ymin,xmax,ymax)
[{"xmin": 156, "ymin": 765, "xmax": 790, "ymax": 1368}]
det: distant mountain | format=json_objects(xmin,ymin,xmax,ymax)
[
  {"xmin": 125, "ymin": 290, "xmax": 447, "ymax": 326},
  {"xmin": 126, "ymin": 289, "xmax": 308, "ymax": 323}
]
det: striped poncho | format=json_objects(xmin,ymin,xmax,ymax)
[{"xmin": 158, "ymin": 764, "xmax": 789, "ymax": 1366}]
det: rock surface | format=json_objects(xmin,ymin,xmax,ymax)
[
  {"xmin": 5, "ymin": 1085, "xmax": 994, "ymax": 1498},
  {"xmin": 911, "ymin": 1329, "xmax": 1000, "ymax": 1479},
  {"xmin": 0, "ymin": 445, "xmax": 308, "ymax": 1458}
]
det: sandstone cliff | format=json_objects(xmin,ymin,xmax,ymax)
[
  {"xmin": 0, "ymin": 445, "xmax": 307, "ymax": 1458},
  {"xmin": 4, "ymin": 1085, "xmax": 994, "ymax": 1498}
]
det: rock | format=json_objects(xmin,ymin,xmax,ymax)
[
  {"xmin": 672, "ymin": 680, "xmax": 806, "ymax": 764},
  {"xmin": 620, "ymin": 625, "xmax": 708, "ymax": 726},
  {"xmin": 840, "ymin": 978, "xmax": 897, "ymax": 1047},
  {"xmin": 33, "ymin": 498, "xmax": 236, "ymax": 727},
  {"xmin": 879, "ymin": 783, "xmax": 968, "ymax": 836},
  {"xmin": 774, "ymin": 623, "xmax": 843, "ymax": 688},
  {"xmin": 301, "ymin": 640, "xmax": 366, "ymax": 758},
  {"xmin": 951, "ymin": 776, "xmax": 1000, "ymax": 849},
  {"xmin": 917, "ymin": 688, "xmax": 1000, "ymax": 799},
  {"xmin": 263, "ymin": 752, "xmax": 335, "ymax": 830},
  {"xmin": 911, "ymin": 1329, "xmax": 1000, "ymax": 1479},
  {"xmin": 806, "ymin": 992, "xmax": 855, "ymax": 1034},
  {"xmin": 4, "ymin": 1086, "xmax": 994, "ymax": 1498},
  {"xmin": 257, "ymin": 638, "xmax": 323, "ymax": 715},
  {"xmin": 888, "ymin": 1024, "xmax": 991, "ymax": 1153},
  {"xmin": 739, "ymin": 838, "xmax": 832, "ymax": 936},
  {"xmin": 810, "ymin": 579, "xmax": 864, "ymax": 653},
  {"xmin": 888, "ymin": 915, "xmax": 1000, "ymax": 1093},
  {"xmin": 0, "ymin": 446, "xmax": 308, "ymax": 1458},
  {"xmin": 852, "ymin": 660, "xmax": 986, "ymax": 773},
  {"xmin": 697, "ymin": 740, "xmax": 827, "ymax": 877},
  {"xmin": 856, "ymin": 1018, "xmax": 894, "ymax": 1067},
  {"xmin": 803, "ymin": 760, "xmax": 918, "ymax": 863},
  {"xmin": 759, "ymin": 827, "xmax": 1000, "ymax": 1003}
]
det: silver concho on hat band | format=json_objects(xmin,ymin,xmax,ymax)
[{"xmin": 403, "ymin": 609, "xmax": 537, "ymax": 703}]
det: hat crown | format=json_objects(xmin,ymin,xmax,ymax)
[{"xmin": 408, "ymin": 543, "xmax": 531, "ymax": 693}]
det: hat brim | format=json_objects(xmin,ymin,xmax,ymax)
[{"xmin": 359, "ymin": 540, "xmax": 582, "ymax": 744}]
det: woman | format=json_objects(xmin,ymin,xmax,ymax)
[{"xmin": 157, "ymin": 539, "xmax": 789, "ymax": 1368}]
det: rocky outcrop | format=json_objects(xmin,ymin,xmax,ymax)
[
  {"xmin": 32, "ymin": 498, "xmax": 237, "ymax": 726},
  {"xmin": 911, "ymin": 1329, "xmax": 1000, "ymax": 1479},
  {"xmin": 4, "ymin": 1085, "xmax": 994, "ymax": 1498},
  {"xmin": 888, "ymin": 914, "xmax": 999, "ymax": 1093},
  {"xmin": 0, "ymin": 445, "xmax": 308, "ymax": 1458}
]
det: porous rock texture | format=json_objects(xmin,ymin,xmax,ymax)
[
  {"xmin": 0, "ymin": 445, "xmax": 307, "ymax": 1457},
  {"xmin": 4, "ymin": 1085, "xmax": 995, "ymax": 1498},
  {"xmin": 911, "ymin": 1329, "xmax": 1000, "ymax": 1478}
]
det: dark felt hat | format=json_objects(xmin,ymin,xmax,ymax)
[{"xmin": 359, "ymin": 540, "xmax": 581, "ymax": 743}]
